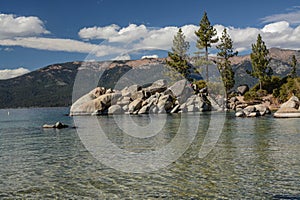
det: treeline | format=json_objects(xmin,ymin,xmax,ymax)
[{"xmin": 166, "ymin": 12, "xmax": 299, "ymax": 105}]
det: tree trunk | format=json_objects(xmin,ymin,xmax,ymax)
[
  {"xmin": 205, "ymin": 46, "xmax": 209, "ymax": 82},
  {"xmin": 259, "ymin": 80, "xmax": 262, "ymax": 91},
  {"xmin": 224, "ymin": 91, "xmax": 228, "ymax": 111}
]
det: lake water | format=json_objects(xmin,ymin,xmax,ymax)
[{"xmin": 0, "ymin": 107, "xmax": 299, "ymax": 199}]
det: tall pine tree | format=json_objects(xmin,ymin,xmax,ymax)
[
  {"xmin": 195, "ymin": 12, "xmax": 218, "ymax": 82},
  {"xmin": 216, "ymin": 28, "xmax": 238, "ymax": 105},
  {"xmin": 249, "ymin": 34, "xmax": 272, "ymax": 91},
  {"xmin": 289, "ymin": 55, "xmax": 298, "ymax": 78},
  {"xmin": 166, "ymin": 28, "xmax": 192, "ymax": 81},
  {"xmin": 172, "ymin": 28, "xmax": 190, "ymax": 58}
]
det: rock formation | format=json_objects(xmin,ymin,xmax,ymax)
[
  {"xmin": 274, "ymin": 96, "xmax": 300, "ymax": 118},
  {"xmin": 70, "ymin": 79, "xmax": 218, "ymax": 116}
]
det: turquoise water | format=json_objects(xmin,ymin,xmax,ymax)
[{"xmin": 0, "ymin": 108, "xmax": 299, "ymax": 199}]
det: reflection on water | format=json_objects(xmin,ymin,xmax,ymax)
[{"xmin": 0, "ymin": 108, "xmax": 299, "ymax": 199}]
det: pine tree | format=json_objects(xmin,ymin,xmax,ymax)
[
  {"xmin": 166, "ymin": 28, "xmax": 192, "ymax": 81},
  {"xmin": 249, "ymin": 34, "xmax": 272, "ymax": 91},
  {"xmin": 195, "ymin": 12, "xmax": 218, "ymax": 82},
  {"xmin": 216, "ymin": 28, "xmax": 238, "ymax": 105},
  {"xmin": 289, "ymin": 55, "xmax": 297, "ymax": 78},
  {"xmin": 166, "ymin": 52, "xmax": 191, "ymax": 81},
  {"xmin": 172, "ymin": 28, "xmax": 190, "ymax": 59}
]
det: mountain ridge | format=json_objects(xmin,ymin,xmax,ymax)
[{"xmin": 0, "ymin": 48, "xmax": 299, "ymax": 108}]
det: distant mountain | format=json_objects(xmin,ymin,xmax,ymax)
[
  {"xmin": 0, "ymin": 48, "xmax": 299, "ymax": 108},
  {"xmin": 0, "ymin": 59, "xmax": 166, "ymax": 108},
  {"xmin": 232, "ymin": 48, "xmax": 300, "ymax": 88}
]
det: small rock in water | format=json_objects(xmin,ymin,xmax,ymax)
[
  {"xmin": 55, "ymin": 122, "xmax": 68, "ymax": 129},
  {"xmin": 43, "ymin": 121, "xmax": 68, "ymax": 129},
  {"xmin": 42, "ymin": 124, "xmax": 55, "ymax": 128}
]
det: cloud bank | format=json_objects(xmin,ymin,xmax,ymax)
[
  {"xmin": 1, "ymin": 9, "xmax": 300, "ymax": 60},
  {"xmin": 261, "ymin": 7, "xmax": 300, "ymax": 25},
  {"xmin": 0, "ymin": 14, "xmax": 49, "ymax": 39},
  {"xmin": 79, "ymin": 21, "xmax": 300, "ymax": 55},
  {"xmin": 0, "ymin": 67, "xmax": 30, "ymax": 79}
]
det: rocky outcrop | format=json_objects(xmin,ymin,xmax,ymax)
[
  {"xmin": 235, "ymin": 104, "xmax": 271, "ymax": 117},
  {"xmin": 274, "ymin": 96, "xmax": 300, "ymax": 118},
  {"xmin": 70, "ymin": 79, "xmax": 216, "ymax": 116}
]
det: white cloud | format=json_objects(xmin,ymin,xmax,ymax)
[
  {"xmin": 181, "ymin": 24, "xmax": 198, "ymax": 42},
  {"xmin": 214, "ymin": 22, "xmax": 300, "ymax": 53},
  {"xmin": 0, "ymin": 14, "xmax": 49, "ymax": 39},
  {"xmin": 262, "ymin": 21, "xmax": 291, "ymax": 33},
  {"xmin": 141, "ymin": 55, "xmax": 158, "ymax": 59},
  {"xmin": 78, "ymin": 24, "xmax": 120, "ymax": 40},
  {"xmin": 136, "ymin": 26, "xmax": 178, "ymax": 50},
  {"xmin": 112, "ymin": 54, "xmax": 131, "ymax": 60},
  {"xmin": 0, "ymin": 67, "xmax": 30, "ymax": 79},
  {"xmin": 2, "ymin": 12, "xmax": 300, "ymax": 60},
  {"xmin": 261, "ymin": 9, "xmax": 300, "ymax": 25},
  {"xmin": 67, "ymin": 22, "xmax": 300, "ymax": 56},
  {"xmin": 109, "ymin": 24, "xmax": 148, "ymax": 43},
  {"xmin": 0, "ymin": 37, "xmax": 127, "ymax": 58},
  {"xmin": 0, "ymin": 37, "xmax": 97, "ymax": 53}
]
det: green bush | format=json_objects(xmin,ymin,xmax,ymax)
[
  {"xmin": 193, "ymin": 80, "xmax": 207, "ymax": 90},
  {"xmin": 244, "ymin": 88, "xmax": 267, "ymax": 101},
  {"xmin": 244, "ymin": 90, "xmax": 257, "ymax": 101},
  {"xmin": 257, "ymin": 89, "xmax": 268, "ymax": 97},
  {"xmin": 244, "ymin": 76, "xmax": 288, "ymax": 101},
  {"xmin": 277, "ymin": 77, "xmax": 300, "ymax": 102}
]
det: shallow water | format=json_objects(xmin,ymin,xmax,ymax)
[{"xmin": 0, "ymin": 108, "xmax": 299, "ymax": 199}]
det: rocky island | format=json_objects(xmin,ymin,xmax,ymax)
[{"xmin": 70, "ymin": 79, "xmax": 222, "ymax": 116}]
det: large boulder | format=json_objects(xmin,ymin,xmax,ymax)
[
  {"xmin": 206, "ymin": 96, "xmax": 222, "ymax": 111},
  {"xmin": 70, "ymin": 87, "xmax": 106, "ymax": 114},
  {"xmin": 128, "ymin": 98, "xmax": 143, "ymax": 114},
  {"xmin": 131, "ymin": 91, "xmax": 145, "ymax": 100},
  {"xmin": 157, "ymin": 94, "xmax": 175, "ymax": 113},
  {"xmin": 144, "ymin": 79, "xmax": 168, "ymax": 94},
  {"xmin": 255, "ymin": 104, "xmax": 271, "ymax": 116},
  {"xmin": 70, "ymin": 93, "xmax": 121, "ymax": 115},
  {"xmin": 280, "ymin": 95, "xmax": 299, "ymax": 110},
  {"xmin": 274, "ymin": 96, "xmax": 300, "ymax": 118},
  {"xmin": 168, "ymin": 79, "xmax": 193, "ymax": 104},
  {"xmin": 108, "ymin": 105, "xmax": 124, "ymax": 114},
  {"xmin": 121, "ymin": 84, "xmax": 142, "ymax": 98},
  {"xmin": 237, "ymin": 85, "xmax": 249, "ymax": 96}
]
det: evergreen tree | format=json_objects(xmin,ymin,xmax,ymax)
[
  {"xmin": 289, "ymin": 55, "xmax": 297, "ymax": 78},
  {"xmin": 216, "ymin": 28, "xmax": 238, "ymax": 105},
  {"xmin": 166, "ymin": 52, "xmax": 191, "ymax": 81},
  {"xmin": 166, "ymin": 28, "xmax": 192, "ymax": 81},
  {"xmin": 172, "ymin": 28, "xmax": 190, "ymax": 58},
  {"xmin": 195, "ymin": 11, "xmax": 218, "ymax": 82},
  {"xmin": 249, "ymin": 34, "xmax": 272, "ymax": 91}
]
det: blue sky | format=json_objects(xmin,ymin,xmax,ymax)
[{"xmin": 0, "ymin": 0, "xmax": 300, "ymax": 79}]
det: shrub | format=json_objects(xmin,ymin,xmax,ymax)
[
  {"xmin": 244, "ymin": 88, "xmax": 267, "ymax": 101},
  {"xmin": 193, "ymin": 80, "xmax": 207, "ymax": 90},
  {"xmin": 277, "ymin": 77, "xmax": 300, "ymax": 102},
  {"xmin": 257, "ymin": 89, "xmax": 268, "ymax": 97}
]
